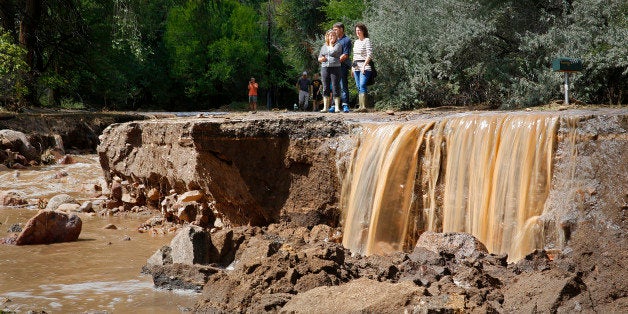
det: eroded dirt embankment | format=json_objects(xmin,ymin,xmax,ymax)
[
  {"xmin": 0, "ymin": 111, "xmax": 147, "ymax": 155},
  {"xmin": 96, "ymin": 109, "xmax": 627, "ymax": 312}
]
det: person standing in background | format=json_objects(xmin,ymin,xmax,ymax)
[
  {"xmin": 333, "ymin": 22, "xmax": 352, "ymax": 113},
  {"xmin": 352, "ymin": 23, "xmax": 373, "ymax": 112},
  {"xmin": 310, "ymin": 73, "xmax": 322, "ymax": 111},
  {"xmin": 248, "ymin": 77, "xmax": 258, "ymax": 112},
  {"xmin": 318, "ymin": 29, "xmax": 342, "ymax": 113},
  {"xmin": 295, "ymin": 71, "xmax": 311, "ymax": 111}
]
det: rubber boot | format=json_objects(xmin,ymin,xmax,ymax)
[
  {"xmin": 320, "ymin": 97, "xmax": 329, "ymax": 113},
  {"xmin": 357, "ymin": 93, "xmax": 367, "ymax": 112},
  {"xmin": 333, "ymin": 97, "xmax": 341, "ymax": 113}
]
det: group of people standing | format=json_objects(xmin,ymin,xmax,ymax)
[
  {"xmin": 316, "ymin": 22, "xmax": 373, "ymax": 113},
  {"xmin": 295, "ymin": 22, "xmax": 373, "ymax": 113},
  {"xmin": 250, "ymin": 22, "xmax": 373, "ymax": 113}
]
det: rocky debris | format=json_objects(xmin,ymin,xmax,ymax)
[
  {"xmin": 12, "ymin": 210, "xmax": 82, "ymax": 245},
  {"xmin": 7, "ymin": 223, "xmax": 22, "ymax": 233},
  {"xmin": 136, "ymin": 222, "xmax": 622, "ymax": 313},
  {"xmin": 0, "ymin": 130, "xmax": 73, "ymax": 168},
  {"xmin": 100, "ymin": 176, "xmax": 215, "ymax": 229},
  {"xmin": 78, "ymin": 201, "xmax": 94, "ymax": 213},
  {"xmin": 502, "ymin": 269, "xmax": 587, "ymax": 313},
  {"xmin": 0, "ymin": 112, "xmax": 148, "ymax": 169},
  {"xmin": 1, "ymin": 190, "xmax": 28, "ymax": 206}
]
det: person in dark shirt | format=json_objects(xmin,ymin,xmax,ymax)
[
  {"xmin": 333, "ymin": 22, "xmax": 352, "ymax": 113},
  {"xmin": 310, "ymin": 73, "xmax": 322, "ymax": 111},
  {"xmin": 296, "ymin": 71, "xmax": 311, "ymax": 110}
]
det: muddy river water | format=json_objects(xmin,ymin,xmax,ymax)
[{"xmin": 0, "ymin": 156, "xmax": 196, "ymax": 313}]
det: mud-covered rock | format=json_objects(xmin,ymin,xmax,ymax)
[
  {"xmin": 14, "ymin": 210, "xmax": 82, "ymax": 245},
  {"xmin": 502, "ymin": 270, "xmax": 588, "ymax": 313},
  {"xmin": 415, "ymin": 231, "xmax": 488, "ymax": 261},
  {"xmin": 45, "ymin": 194, "xmax": 79, "ymax": 211},
  {"xmin": 281, "ymin": 278, "xmax": 427, "ymax": 313},
  {"xmin": 0, "ymin": 129, "xmax": 38, "ymax": 162},
  {"xmin": 1, "ymin": 190, "xmax": 28, "ymax": 206}
]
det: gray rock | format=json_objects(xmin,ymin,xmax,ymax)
[
  {"xmin": 415, "ymin": 231, "xmax": 488, "ymax": 261},
  {"xmin": 45, "ymin": 194, "xmax": 79, "ymax": 211},
  {"xmin": 170, "ymin": 225, "xmax": 213, "ymax": 265}
]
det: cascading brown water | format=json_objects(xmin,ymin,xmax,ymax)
[
  {"xmin": 341, "ymin": 123, "xmax": 434, "ymax": 255},
  {"xmin": 341, "ymin": 113, "xmax": 560, "ymax": 261}
]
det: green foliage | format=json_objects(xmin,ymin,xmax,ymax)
[
  {"xmin": 275, "ymin": 0, "xmax": 326, "ymax": 77},
  {"xmin": 165, "ymin": 0, "xmax": 266, "ymax": 107},
  {"xmin": 60, "ymin": 98, "xmax": 87, "ymax": 110},
  {"xmin": 0, "ymin": 30, "xmax": 28, "ymax": 106},
  {"xmin": 321, "ymin": 0, "xmax": 365, "ymax": 26},
  {"xmin": 2, "ymin": 0, "xmax": 623, "ymax": 111},
  {"xmin": 545, "ymin": 0, "xmax": 627, "ymax": 105},
  {"xmin": 365, "ymin": 0, "xmax": 626, "ymax": 109}
]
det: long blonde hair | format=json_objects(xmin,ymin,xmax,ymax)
[{"xmin": 325, "ymin": 29, "xmax": 337, "ymax": 46}]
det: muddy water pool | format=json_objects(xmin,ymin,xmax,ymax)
[{"xmin": 0, "ymin": 156, "xmax": 196, "ymax": 313}]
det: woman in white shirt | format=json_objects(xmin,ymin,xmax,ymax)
[{"xmin": 352, "ymin": 23, "xmax": 372, "ymax": 112}]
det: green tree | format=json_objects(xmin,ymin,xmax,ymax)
[
  {"xmin": 165, "ymin": 0, "xmax": 267, "ymax": 108},
  {"xmin": 0, "ymin": 29, "xmax": 28, "ymax": 109},
  {"xmin": 321, "ymin": 0, "xmax": 365, "ymax": 26},
  {"xmin": 274, "ymin": 0, "xmax": 326, "ymax": 75},
  {"xmin": 73, "ymin": 0, "xmax": 183, "ymax": 110}
]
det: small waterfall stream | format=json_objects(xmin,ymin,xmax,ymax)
[{"xmin": 341, "ymin": 113, "xmax": 561, "ymax": 261}]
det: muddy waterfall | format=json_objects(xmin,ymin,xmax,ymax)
[{"xmin": 342, "ymin": 113, "xmax": 562, "ymax": 262}]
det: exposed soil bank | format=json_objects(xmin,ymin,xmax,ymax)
[{"xmin": 0, "ymin": 111, "xmax": 148, "ymax": 155}]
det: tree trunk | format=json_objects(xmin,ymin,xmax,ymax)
[{"xmin": 18, "ymin": 0, "xmax": 42, "ymax": 107}]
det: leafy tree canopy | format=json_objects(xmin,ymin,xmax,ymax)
[{"xmin": 2, "ymin": 0, "xmax": 625, "ymax": 111}]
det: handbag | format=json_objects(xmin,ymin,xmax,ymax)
[{"xmin": 367, "ymin": 60, "xmax": 377, "ymax": 86}]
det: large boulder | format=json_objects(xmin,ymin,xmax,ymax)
[
  {"xmin": 281, "ymin": 277, "xmax": 466, "ymax": 313},
  {"xmin": 415, "ymin": 231, "xmax": 488, "ymax": 261},
  {"xmin": 45, "ymin": 194, "xmax": 79, "ymax": 211},
  {"xmin": 170, "ymin": 225, "xmax": 213, "ymax": 265},
  {"xmin": 146, "ymin": 225, "xmax": 217, "ymax": 267},
  {"xmin": 15, "ymin": 210, "xmax": 82, "ymax": 245},
  {"xmin": 0, "ymin": 129, "xmax": 38, "ymax": 161}
]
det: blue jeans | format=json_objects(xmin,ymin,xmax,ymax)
[
  {"xmin": 340, "ymin": 64, "xmax": 351, "ymax": 104},
  {"xmin": 353, "ymin": 70, "xmax": 372, "ymax": 94}
]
